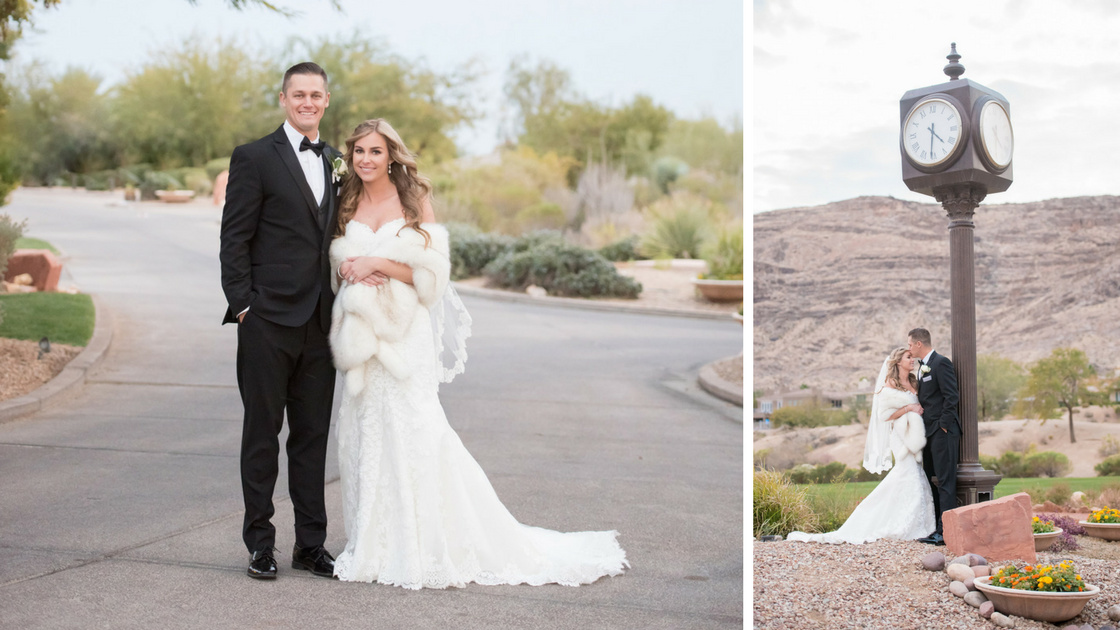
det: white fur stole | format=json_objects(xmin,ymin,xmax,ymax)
[{"xmin": 876, "ymin": 386, "xmax": 927, "ymax": 463}]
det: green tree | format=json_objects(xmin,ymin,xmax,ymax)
[
  {"xmin": 658, "ymin": 116, "xmax": 744, "ymax": 176},
  {"xmin": 976, "ymin": 353, "xmax": 1026, "ymax": 421},
  {"xmin": 1015, "ymin": 348, "xmax": 1100, "ymax": 444}
]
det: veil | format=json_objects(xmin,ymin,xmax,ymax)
[
  {"xmin": 862, "ymin": 355, "xmax": 894, "ymax": 474},
  {"xmin": 429, "ymin": 284, "xmax": 472, "ymax": 384}
]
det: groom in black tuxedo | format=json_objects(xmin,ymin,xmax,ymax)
[
  {"xmin": 220, "ymin": 62, "xmax": 340, "ymax": 579},
  {"xmin": 908, "ymin": 328, "xmax": 960, "ymax": 546}
]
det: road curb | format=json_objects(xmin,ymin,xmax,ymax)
[
  {"xmin": 452, "ymin": 282, "xmax": 739, "ymax": 321},
  {"xmin": 698, "ymin": 354, "xmax": 743, "ymax": 407},
  {"xmin": 0, "ymin": 293, "xmax": 113, "ymax": 424}
]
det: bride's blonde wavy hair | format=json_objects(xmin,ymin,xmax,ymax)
[
  {"xmin": 880, "ymin": 346, "xmax": 918, "ymax": 393},
  {"xmin": 335, "ymin": 118, "xmax": 433, "ymax": 246}
]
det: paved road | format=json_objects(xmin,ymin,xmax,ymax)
[{"xmin": 0, "ymin": 189, "xmax": 743, "ymax": 629}]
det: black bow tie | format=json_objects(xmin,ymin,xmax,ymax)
[{"xmin": 299, "ymin": 136, "xmax": 325, "ymax": 157}]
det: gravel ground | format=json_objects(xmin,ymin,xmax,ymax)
[
  {"xmin": 0, "ymin": 337, "xmax": 81, "ymax": 402},
  {"xmin": 713, "ymin": 353, "xmax": 743, "ymax": 387},
  {"xmin": 754, "ymin": 538, "xmax": 1120, "ymax": 629}
]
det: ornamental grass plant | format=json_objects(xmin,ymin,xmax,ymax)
[
  {"xmin": 988, "ymin": 561, "xmax": 1087, "ymax": 593},
  {"xmin": 753, "ymin": 470, "xmax": 817, "ymax": 538}
]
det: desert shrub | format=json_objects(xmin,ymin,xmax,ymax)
[
  {"xmin": 787, "ymin": 462, "xmax": 885, "ymax": 484},
  {"xmin": 753, "ymin": 448, "xmax": 771, "ymax": 471},
  {"xmin": 598, "ymin": 235, "xmax": 647, "ymax": 262},
  {"xmin": 1094, "ymin": 483, "xmax": 1120, "ymax": 507},
  {"xmin": 753, "ymin": 470, "xmax": 817, "ymax": 538},
  {"xmin": 1024, "ymin": 451, "xmax": 1072, "ymax": 478},
  {"xmin": 1043, "ymin": 482, "xmax": 1072, "ymax": 505},
  {"xmin": 515, "ymin": 201, "xmax": 566, "ymax": 232},
  {"xmin": 117, "ymin": 163, "xmax": 153, "ymax": 186},
  {"xmin": 484, "ymin": 240, "xmax": 642, "ymax": 299},
  {"xmin": 1096, "ymin": 455, "xmax": 1120, "ymax": 477},
  {"xmin": 169, "ymin": 167, "xmax": 212, "ymax": 196},
  {"xmin": 651, "ymin": 155, "xmax": 688, "ymax": 194},
  {"xmin": 786, "ymin": 463, "xmax": 816, "ymax": 484},
  {"xmin": 0, "ymin": 213, "xmax": 27, "ymax": 280},
  {"xmin": 980, "ymin": 454, "xmax": 999, "ymax": 473},
  {"xmin": 81, "ymin": 170, "xmax": 114, "ymax": 191},
  {"xmin": 991, "ymin": 450, "xmax": 1031, "ymax": 477},
  {"xmin": 139, "ymin": 171, "xmax": 183, "ymax": 200},
  {"xmin": 701, "ymin": 223, "xmax": 743, "ymax": 280},
  {"xmin": 446, "ymin": 223, "xmax": 514, "ymax": 280},
  {"xmin": 770, "ymin": 403, "xmax": 856, "ymax": 429},
  {"xmin": 847, "ymin": 465, "xmax": 887, "ymax": 483},
  {"xmin": 205, "ymin": 157, "xmax": 231, "ymax": 181},
  {"xmin": 638, "ymin": 193, "xmax": 712, "ymax": 259},
  {"xmin": 510, "ymin": 229, "xmax": 565, "ymax": 252},
  {"xmin": 1100, "ymin": 434, "xmax": 1120, "ymax": 458}
]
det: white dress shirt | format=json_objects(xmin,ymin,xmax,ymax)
[
  {"xmin": 282, "ymin": 120, "xmax": 325, "ymax": 205},
  {"xmin": 239, "ymin": 121, "xmax": 327, "ymax": 319}
]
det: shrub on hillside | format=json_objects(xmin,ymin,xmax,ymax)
[
  {"xmin": 1025, "ymin": 451, "xmax": 1072, "ymax": 478},
  {"xmin": 786, "ymin": 461, "xmax": 886, "ymax": 484},
  {"xmin": 1096, "ymin": 455, "xmax": 1120, "ymax": 477},
  {"xmin": 446, "ymin": 223, "xmax": 514, "ymax": 280},
  {"xmin": 770, "ymin": 403, "xmax": 856, "ymax": 429},
  {"xmin": 484, "ymin": 240, "xmax": 642, "ymax": 299},
  {"xmin": 753, "ymin": 470, "xmax": 817, "ymax": 538}
]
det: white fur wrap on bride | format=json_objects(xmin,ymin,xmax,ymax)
[
  {"xmin": 877, "ymin": 386, "xmax": 926, "ymax": 463},
  {"xmin": 328, "ymin": 222, "xmax": 450, "ymax": 394}
]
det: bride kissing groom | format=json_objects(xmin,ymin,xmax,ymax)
[
  {"xmin": 219, "ymin": 62, "xmax": 628, "ymax": 587},
  {"xmin": 788, "ymin": 328, "xmax": 959, "ymax": 545}
]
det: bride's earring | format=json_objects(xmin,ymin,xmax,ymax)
[{"xmin": 388, "ymin": 163, "xmax": 392, "ymax": 175}]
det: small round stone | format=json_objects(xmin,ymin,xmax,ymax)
[
  {"xmin": 921, "ymin": 551, "xmax": 946, "ymax": 571},
  {"xmin": 949, "ymin": 580, "xmax": 968, "ymax": 597},
  {"xmin": 1110, "ymin": 604, "xmax": 1120, "ymax": 622},
  {"xmin": 964, "ymin": 591, "xmax": 987, "ymax": 608},
  {"xmin": 972, "ymin": 565, "xmax": 991, "ymax": 577},
  {"xmin": 964, "ymin": 576, "xmax": 976, "ymax": 591},
  {"xmin": 947, "ymin": 563, "xmax": 975, "ymax": 582},
  {"xmin": 967, "ymin": 553, "xmax": 988, "ymax": 566},
  {"xmin": 1060, "ymin": 625, "xmax": 1080, "ymax": 630},
  {"xmin": 949, "ymin": 555, "xmax": 971, "ymax": 567},
  {"xmin": 980, "ymin": 601, "xmax": 994, "ymax": 618},
  {"xmin": 990, "ymin": 612, "xmax": 1014, "ymax": 628},
  {"xmin": 1081, "ymin": 624, "xmax": 1095, "ymax": 630},
  {"xmin": 1101, "ymin": 625, "xmax": 1117, "ymax": 630}
]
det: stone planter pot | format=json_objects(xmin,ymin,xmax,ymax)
[
  {"xmin": 155, "ymin": 190, "xmax": 196, "ymax": 203},
  {"xmin": 974, "ymin": 577, "xmax": 1100, "ymax": 623},
  {"xmin": 692, "ymin": 278, "xmax": 743, "ymax": 303},
  {"xmin": 1079, "ymin": 520, "xmax": 1120, "ymax": 541},
  {"xmin": 1034, "ymin": 528, "xmax": 1062, "ymax": 551}
]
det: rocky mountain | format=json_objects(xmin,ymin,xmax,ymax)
[{"xmin": 753, "ymin": 195, "xmax": 1120, "ymax": 393}]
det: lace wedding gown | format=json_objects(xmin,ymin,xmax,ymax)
[
  {"xmin": 330, "ymin": 220, "xmax": 628, "ymax": 588},
  {"xmin": 787, "ymin": 387, "xmax": 935, "ymax": 544}
]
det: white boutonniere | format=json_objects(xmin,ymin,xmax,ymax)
[
  {"xmin": 920, "ymin": 364, "xmax": 931, "ymax": 376},
  {"xmin": 331, "ymin": 156, "xmax": 347, "ymax": 183}
]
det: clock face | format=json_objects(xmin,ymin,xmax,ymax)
[
  {"xmin": 902, "ymin": 97, "xmax": 963, "ymax": 167},
  {"xmin": 979, "ymin": 100, "xmax": 1013, "ymax": 168}
]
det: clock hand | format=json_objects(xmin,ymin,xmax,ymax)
[{"xmin": 927, "ymin": 124, "xmax": 945, "ymax": 143}]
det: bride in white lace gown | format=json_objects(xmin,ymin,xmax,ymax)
[
  {"xmin": 787, "ymin": 347, "xmax": 935, "ymax": 544},
  {"xmin": 327, "ymin": 119, "xmax": 628, "ymax": 588}
]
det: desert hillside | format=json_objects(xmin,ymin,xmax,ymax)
[{"xmin": 753, "ymin": 195, "xmax": 1120, "ymax": 392}]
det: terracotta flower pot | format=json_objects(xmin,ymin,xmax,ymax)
[
  {"xmin": 692, "ymin": 278, "xmax": 743, "ymax": 303},
  {"xmin": 1033, "ymin": 528, "xmax": 1062, "ymax": 551},
  {"xmin": 1079, "ymin": 520, "xmax": 1120, "ymax": 541},
  {"xmin": 973, "ymin": 577, "xmax": 1100, "ymax": 623}
]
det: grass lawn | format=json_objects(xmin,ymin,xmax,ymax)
[
  {"xmin": 0, "ymin": 292, "xmax": 94, "ymax": 346},
  {"xmin": 801, "ymin": 476, "xmax": 1120, "ymax": 505},
  {"xmin": 14, "ymin": 237, "xmax": 60, "ymax": 255}
]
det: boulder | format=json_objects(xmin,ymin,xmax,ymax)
[
  {"xmin": 990, "ymin": 612, "xmax": 1014, "ymax": 628},
  {"xmin": 964, "ymin": 591, "xmax": 988, "ymax": 608},
  {"xmin": 947, "ymin": 563, "xmax": 974, "ymax": 582},
  {"xmin": 921, "ymin": 551, "xmax": 945, "ymax": 571},
  {"xmin": 1071, "ymin": 490, "xmax": 1085, "ymax": 504},
  {"xmin": 949, "ymin": 580, "xmax": 968, "ymax": 597},
  {"xmin": 949, "ymin": 555, "xmax": 971, "ymax": 567},
  {"xmin": 943, "ymin": 492, "xmax": 1036, "ymax": 563},
  {"xmin": 979, "ymin": 601, "xmax": 994, "ymax": 618},
  {"xmin": 4, "ymin": 249, "xmax": 61, "ymax": 292},
  {"xmin": 967, "ymin": 553, "xmax": 988, "ymax": 566},
  {"xmin": 972, "ymin": 565, "xmax": 991, "ymax": 577},
  {"xmin": 525, "ymin": 284, "xmax": 547, "ymax": 298}
]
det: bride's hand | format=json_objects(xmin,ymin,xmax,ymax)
[
  {"xmin": 910, "ymin": 403, "xmax": 924, "ymax": 415},
  {"xmin": 341, "ymin": 256, "xmax": 384, "ymax": 285}
]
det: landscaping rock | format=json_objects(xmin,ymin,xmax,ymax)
[
  {"xmin": 943, "ymin": 493, "xmax": 1036, "ymax": 563},
  {"xmin": 1102, "ymin": 625, "xmax": 1117, "ymax": 630},
  {"xmin": 990, "ymin": 612, "xmax": 1014, "ymax": 628},
  {"xmin": 967, "ymin": 553, "xmax": 988, "ymax": 566},
  {"xmin": 972, "ymin": 565, "xmax": 991, "ymax": 577},
  {"xmin": 4, "ymin": 249, "xmax": 62, "ymax": 292},
  {"xmin": 1111, "ymin": 604, "xmax": 1120, "ymax": 622},
  {"xmin": 1071, "ymin": 491, "xmax": 1085, "ymax": 504},
  {"xmin": 979, "ymin": 601, "xmax": 994, "ymax": 618},
  {"xmin": 921, "ymin": 551, "xmax": 945, "ymax": 571},
  {"xmin": 947, "ymin": 563, "xmax": 975, "ymax": 582},
  {"xmin": 949, "ymin": 580, "xmax": 968, "ymax": 597},
  {"xmin": 1060, "ymin": 625, "xmax": 1080, "ymax": 630},
  {"xmin": 964, "ymin": 591, "xmax": 987, "ymax": 608},
  {"xmin": 949, "ymin": 555, "xmax": 971, "ymax": 567},
  {"xmin": 525, "ymin": 284, "xmax": 547, "ymax": 298},
  {"xmin": 964, "ymin": 576, "xmax": 975, "ymax": 591}
]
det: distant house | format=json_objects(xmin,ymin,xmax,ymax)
[{"xmin": 754, "ymin": 383, "xmax": 874, "ymax": 425}]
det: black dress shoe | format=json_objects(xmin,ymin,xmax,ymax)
[
  {"xmin": 247, "ymin": 547, "xmax": 277, "ymax": 580},
  {"xmin": 292, "ymin": 544, "xmax": 336, "ymax": 578},
  {"xmin": 918, "ymin": 533, "xmax": 946, "ymax": 546}
]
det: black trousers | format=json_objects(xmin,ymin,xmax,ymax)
[
  {"xmin": 923, "ymin": 428, "xmax": 960, "ymax": 535},
  {"xmin": 237, "ymin": 304, "xmax": 335, "ymax": 553}
]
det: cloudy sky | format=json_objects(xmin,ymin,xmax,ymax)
[
  {"xmin": 754, "ymin": 0, "xmax": 1120, "ymax": 212},
  {"xmin": 15, "ymin": 0, "xmax": 743, "ymax": 156}
]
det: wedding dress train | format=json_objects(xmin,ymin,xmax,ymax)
[{"xmin": 329, "ymin": 219, "xmax": 628, "ymax": 588}]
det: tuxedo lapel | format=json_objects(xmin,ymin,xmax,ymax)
[
  {"xmin": 272, "ymin": 126, "xmax": 320, "ymax": 220},
  {"xmin": 320, "ymin": 149, "xmax": 339, "ymax": 245}
]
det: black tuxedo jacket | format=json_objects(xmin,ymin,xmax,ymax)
[
  {"xmin": 917, "ymin": 350, "xmax": 961, "ymax": 437},
  {"xmin": 220, "ymin": 125, "xmax": 340, "ymax": 332}
]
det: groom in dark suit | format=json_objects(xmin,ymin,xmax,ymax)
[
  {"xmin": 908, "ymin": 328, "xmax": 960, "ymax": 546},
  {"xmin": 220, "ymin": 62, "xmax": 340, "ymax": 579}
]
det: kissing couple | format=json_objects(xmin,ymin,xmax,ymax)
[
  {"xmin": 788, "ymin": 328, "xmax": 961, "ymax": 545},
  {"xmin": 219, "ymin": 62, "xmax": 628, "ymax": 587}
]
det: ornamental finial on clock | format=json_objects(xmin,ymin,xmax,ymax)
[{"xmin": 944, "ymin": 42, "xmax": 965, "ymax": 80}]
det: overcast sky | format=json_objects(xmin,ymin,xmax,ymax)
[
  {"xmin": 754, "ymin": 0, "xmax": 1120, "ymax": 212},
  {"xmin": 15, "ymin": 0, "xmax": 743, "ymax": 156}
]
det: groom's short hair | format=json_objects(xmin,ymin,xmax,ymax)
[
  {"xmin": 282, "ymin": 62, "xmax": 329, "ymax": 94},
  {"xmin": 908, "ymin": 328, "xmax": 932, "ymax": 347}
]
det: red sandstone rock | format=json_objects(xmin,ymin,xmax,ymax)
[
  {"xmin": 943, "ymin": 492, "xmax": 1036, "ymax": 563},
  {"xmin": 213, "ymin": 170, "xmax": 229, "ymax": 205},
  {"xmin": 4, "ymin": 249, "xmax": 61, "ymax": 292}
]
